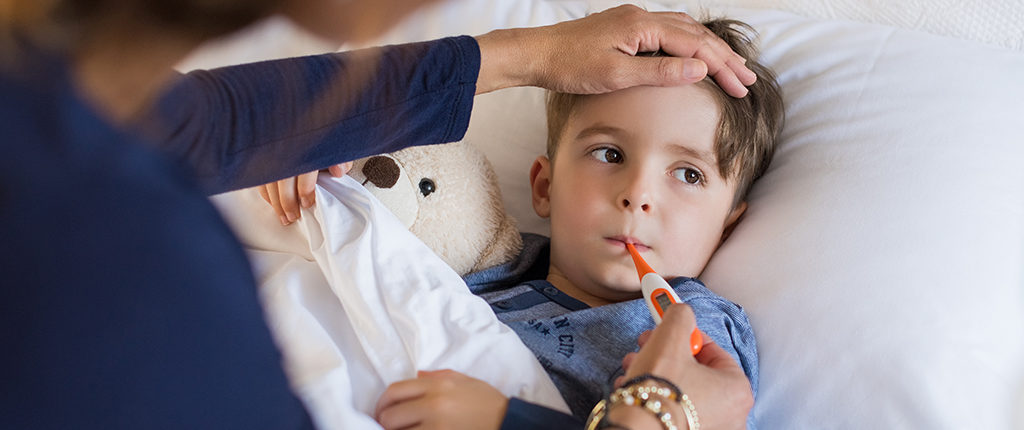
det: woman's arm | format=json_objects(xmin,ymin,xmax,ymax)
[
  {"xmin": 475, "ymin": 5, "xmax": 755, "ymax": 97},
  {"xmin": 141, "ymin": 37, "xmax": 479, "ymax": 195}
]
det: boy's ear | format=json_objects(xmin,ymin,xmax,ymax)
[
  {"xmin": 529, "ymin": 156, "xmax": 552, "ymax": 218},
  {"xmin": 721, "ymin": 201, "xmax": 747, "ymax": 243}
]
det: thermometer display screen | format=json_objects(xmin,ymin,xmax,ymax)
[{"xmin": 655, "ymin": 292, "xmax": 673, "ymax": 309}]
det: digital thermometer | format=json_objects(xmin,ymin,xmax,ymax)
[{"xmin": 626, "ymin": 243, "xmax": 704, "ymax": 356}]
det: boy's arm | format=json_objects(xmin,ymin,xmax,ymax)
[
  {"xmin": 375, "ymin": 370, "xmax": 508, "ymax": 430},
  {"xmin": 375, "ymin": 369, "xmax": 582, "ymax": 430}
]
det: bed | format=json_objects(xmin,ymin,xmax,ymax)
[{"xmin": 182, "ymin": 0, "xmax": 1024, "ymax": 428}]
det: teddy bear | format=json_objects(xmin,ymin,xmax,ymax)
[{"xmin": 347, "ymin": 140, "xmax": 523, "ymax": 276}]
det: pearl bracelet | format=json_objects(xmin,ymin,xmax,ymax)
[{"xmin": 585, "ymin": 376, "xmax": 700, "ymax": 430}]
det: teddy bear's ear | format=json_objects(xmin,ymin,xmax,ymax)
[{"xmin": 348, "ymin": 153, "xmax": 420, "ymax": 228}]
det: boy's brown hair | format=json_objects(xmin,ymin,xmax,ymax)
[{"xmin": 545, "ymin": 19, "xmax": 784, "ymax": 207}]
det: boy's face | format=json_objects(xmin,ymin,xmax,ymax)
[{"xmin": 531, "ymin": 84, "xmax": 746, "ymax": 303}]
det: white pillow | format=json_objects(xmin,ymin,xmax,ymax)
[
  {"xmin": 693, "ymin": 7, "xmax": 1024, "ymax": 428},
  {"xmin": 683, "ymin": 0, "xmax": 1024, "ymax": 51},
  {"xmin": 184, "ymin": 1, "xmax": 1024, "ymax": 427}
]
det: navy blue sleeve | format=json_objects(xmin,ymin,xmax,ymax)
[
  {"xmin": 501, "ymin": 398, "xmax": 583, "ymax": 430},
  {"xmin": 138, "ymin": 36, "xmax": 479, "ymax": 195},
  {"xmin": 2, "ymin": 51, "xmax": 317, "ymax": 429}
]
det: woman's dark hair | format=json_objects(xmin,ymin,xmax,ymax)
[{"xmin": 3, "ymin": 0, "xmax": 277, "ymax": 49}]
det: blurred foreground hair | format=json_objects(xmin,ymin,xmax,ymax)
[{"xmin": 2, "ymin": 0, "xmax": 276, "ymax": 54}]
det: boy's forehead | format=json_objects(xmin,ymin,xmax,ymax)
[
  {"xmin": 560, "ymin": 85, "xmax": 721, "ymax": 155},
  {"xmin": 567, "ymin": 84, "xmax": 720, "ymax": 126}
]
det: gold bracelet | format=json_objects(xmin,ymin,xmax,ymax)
[
  {"xmin": 586, "ymin": 383, "xmax": 691, "ymax": 430},
  {"xmin": 679, "ymin": 393, "xmax": 700, "ymax": 430},
  {"xmin": 585, "ymin": 398, "xmax": 607, "ymax": 430}
]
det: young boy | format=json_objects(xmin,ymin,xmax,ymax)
[
  {"xmin": 457, "ymin": 18, "xmax": 784, "ymax": 425},
  {"xmin": 369, "ymin": 18, "xmax": 782, "ymax": 430}
]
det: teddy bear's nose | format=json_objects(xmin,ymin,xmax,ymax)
[{"xmin": 362, "ymin": 156, "xmax": 400, "ymax": 188}]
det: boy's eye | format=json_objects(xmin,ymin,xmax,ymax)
[
  {"xmin": 673, "ymin": 167, "xmax": 704, "ymax": 185},
  {"xmin": 589, "ymin": 148, "xmax": 623, "ymax": 164}
]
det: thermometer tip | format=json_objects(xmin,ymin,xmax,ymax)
[{"xmin": 625, "ymin": 243, "xmax": 656, "ymax": 280}]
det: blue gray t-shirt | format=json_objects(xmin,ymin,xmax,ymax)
[{"xmin": 465, "ymin": 233, "xmax": 758, "ymax": 427}]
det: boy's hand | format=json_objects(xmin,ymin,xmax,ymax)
[
  {"xmin": 256, "ymin": 162, "xmax": 352, "ymax": 226},
  {"xmin": 375, "ymin": 369, "xmax": 508, "ymax": 430}
]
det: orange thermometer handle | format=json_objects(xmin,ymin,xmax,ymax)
[
  {"xmin": 627, "ymin": 243, "xmax": 704, "ymax": 356},
  {"xmin": 640, "ymin": 273, "xmax": 704, "ymax": 356}
]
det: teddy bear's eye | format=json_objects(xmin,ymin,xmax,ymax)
[{"xmin": 419, "ymin": 178, "xmax": 436, "ymax": 197}]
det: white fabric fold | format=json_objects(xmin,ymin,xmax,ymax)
[{"xmin": 212, "ymin": 176, "xmax": 568, "ymax": 429}]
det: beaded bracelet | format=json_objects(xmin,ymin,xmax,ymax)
[
  {"xmin": 618, "ymin": 374, "xmax": 699, "ymax": 430},
  {"xmin": 585, "ymin": 388, "xmax": 677, "ymax": 430},
  {"xmin": 678, "ymin": 393, "xmax": 700, "ymax": 430},
  {"xmin": 584, "ymin": 375, "xmax": 700, "ymax": 430},
  {"xmin": 617, "ymin": 374, "xmax": 682, "ymax": 401}
]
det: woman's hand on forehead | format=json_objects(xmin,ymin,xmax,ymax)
[{"xmin": 475, "ymin": 4, "xmax": 755, "ymax": 97}]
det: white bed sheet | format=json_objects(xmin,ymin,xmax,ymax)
[{"xmin": 210, "ymin": 178, "xmax": 568, "ymax": 430}]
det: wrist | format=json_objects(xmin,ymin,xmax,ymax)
[
  {"xmin": 587, "ymin": 375, "xmax": 697, "ymax": 430},
  {"xmin": 606, "ymin": 401, "xmax": 688, "ymax": 430},
  {"xmin": 474, "ymin": 27, "xmax": 541, "ymax": 94}
]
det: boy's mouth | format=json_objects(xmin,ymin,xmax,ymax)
[{"xmin": 606, "ymin": 236, "xmax": 650, "ymax": 252}]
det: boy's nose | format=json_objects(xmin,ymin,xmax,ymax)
[
  {"xmin": 621, "ymin": 197, "xmax": 651, "ymax": 212},
  {"xmin": 618, "ymin": 178, "xmax": 653, "ymax": 213}
]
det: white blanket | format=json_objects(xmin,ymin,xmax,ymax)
[{"xmin": 211, "ymin": 176, "xmax": 568, "ymax": 429}]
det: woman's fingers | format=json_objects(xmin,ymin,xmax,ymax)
[
  {"xmin": 329, "ymin": 161, "xmax": 354, "ymax": 177},
  {"xmin": 257, "ymin": 184, "xmax": 272, "ymax": 205},
  {"xmin": 636, "ymin": 329, "xmax": 654, "ymax": 347},
  {"xmin": 623, "ymin": 303, "xmax": 699, "ymax": 381},
  {"xmin": 264, "ymin": 181, "xmax": 290, "ymax": 226},
  {"xmin": 604, "ymin": 5, "xmax": 754, "ymax": 96},
  {"xmin": 275, "ymin": 176, "xmax": 301, "ymax": 223},
  {"xmin": 694, "ymin": 334, "xmax": 746, "ymax": 374},
  {"xmin": 648, "ymin": 303, "xmax": 699, "ymax": 349},
  {"xmin": 644, "ymin": 12, "xmax": 751, "ymax": 96},
  {"xmin": 296, "ymin": 170, "xmax": 319, "ymax": 209},
  {"xmin": 256, "ymin": 164, "xmax": 354, "ymax": 226}
]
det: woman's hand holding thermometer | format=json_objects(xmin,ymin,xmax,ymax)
[{"xmin": 626, "ymin": 243, "xmax": 704, "ymax": 356}]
